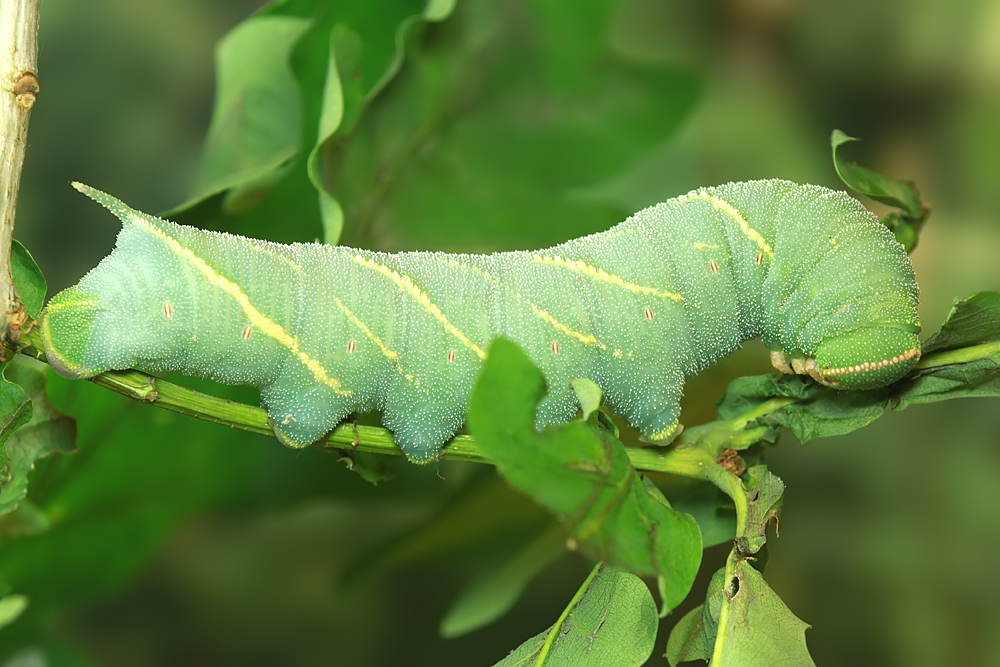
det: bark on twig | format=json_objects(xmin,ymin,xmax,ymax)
[{"xmin": 0, "ymin": 0, "xmax": 40, "ymax": 345}]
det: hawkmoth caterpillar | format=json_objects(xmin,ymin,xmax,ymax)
[{"xmin": 40, "ymin": 179, "xmax": 920, "ymax": 461}]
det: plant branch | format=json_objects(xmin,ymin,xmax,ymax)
[{"xmin": 0, "ymin": 0, "xmax": 40, "ymax": 345}]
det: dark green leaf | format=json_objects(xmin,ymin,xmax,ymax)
[
  {"xmin": 342, "ymin": 471, "xmax": 550, "ymax": 587},
  {"xmin": 0, "ymin": 359, "xmax": 77, "ymax": 517},
  {"xmin": 440, "ymin": 525, "xmax": 565, "ymax": 638},
  {"xmin": 468, "ymin": 339, "xmax": 701, "ymax": 604},
  {"xmin": 830, "ymin": 129, "xmax": 929, "ymax": 251},
  {"xmin": 716, "ymin": 373, "xmax": 889, "ymax": 444},
  {"xmin": 896, "ymin": 354, "xmax": 1000, "ymax": 408},
  {"xmin": 665, "ymin": 479, "xmax": 736, "ymax": 549},
  {"xmin": 492, "ymin": 564, "xmax": 657, "ymax": 667},
  {"xmin": 922, "ymin": 291, "xmax": 1000, "ymax": 353},
  {"xmin": 10, "ymin": 241, "xmax": 45, "ymax": 320}
]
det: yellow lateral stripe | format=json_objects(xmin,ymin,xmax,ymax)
[
  {"xmin": 676, "ymin": 191, "xmax": 774, "ymax": 260},
  {"xmin": 442, "ymin": 257, "xmax": 608, "ymax": 351},
  {"xmin": 334, "ymin": 297, "xmax": 423, "ymax": 389},
  {"xmin": 351, "ymin": 254, "xmax": 487, "ymax": 360},
  {"xmin": 130, "ymin": 215, "xmax": 351, "ymax": 397},
  {"xmin": 334, "ymin": 298, "xmax": 398, "ymax": 362},
  {"xmin": 529, "ymin": 255, "xmax": 685, "ymax": 302},
  {"xmin": 527, "ymin": 302, "xmax": 606, "ymax": 349}
]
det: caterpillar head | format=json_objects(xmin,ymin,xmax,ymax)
[
  {"xmin": 812, "ymin": 326, "xmax": 921, "ymax": 390},
  {"xmin": 40, "ymin": 247, "xmax": 184, "ymax": 380}
]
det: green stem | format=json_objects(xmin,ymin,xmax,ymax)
[
  {"xmin": 915, "ymin": 340, "xmax": 1000, "ymax": 370},
  {"xmin": 710, "ymin": 549, "xmax": 739, "ymax": 665},
  {"xmin": 534, "ymin": 562, "xmax": 602, "ymax": 666}
]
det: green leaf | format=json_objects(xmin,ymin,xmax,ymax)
[
  {"xmin": 0, "ymin": 366, "xmax": 31, "ymax": 458},
  {"xmin": 0, "ymin": 359, "xmax": 77, "ymax": 516},
  {"xmin": 10, "ymin": 241, "xmax": 45, "ymax": 320},
  {"xmin": 665, "ymin": 603, "xmax": 713, "ymax": 665},
  {"xmin": 492, "ymin": 564, "xmax": 657, "ymax": 667},
  {"xmin": 569, "ymin": 378, "xmax": 604, "ymax": 423},
  {"xmin": 173, "ymin": 15, "xmax": 312, "ymax": 211},
  {"xmin": 665, "ymin": 479, "xmax": 736, "ymax": 549},
  {"xmin": 715, "ymin": 374, "xmax": 888, "ymax": 444},
  {"xmin": 668, "ymin": 558, "xmax": 815, "ymax": 666},
  {"xmin": 331, "ymin": 0, "xmax": 700, "ymax": 251},
  {"xmin": 922, "ymin": 291, "xmax": 1000, "ymax": 353},
  {"xmin": 440, "ymin": 525, "xmax": 565, "ymax": 638},
  {"xmin": 468, "ymin": 338, "xmax": 701, "ymax": 605},
  {"xmin": 0, "ymin": 594, "xmax": 28, "ymax": 630},
  {"xmin": 830, "ymin": 129, "xmax": 929, "ymax": 251},
  {"xmin": 735, "ymin": 465, "xmax": 783, "ymax": 555}
]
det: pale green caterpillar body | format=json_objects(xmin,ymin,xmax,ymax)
[{"xmin": 40, "ymin": 179, "xmax": 921, "ymax": 461}]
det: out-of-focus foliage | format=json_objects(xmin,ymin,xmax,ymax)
[{"xmin": 1, "ymin": 0, "xmax": 999, "ymax": 665}]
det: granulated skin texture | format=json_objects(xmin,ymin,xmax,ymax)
[{"xmin": 41, "ymin": 180, "xmax": 920, "ymax": 461}]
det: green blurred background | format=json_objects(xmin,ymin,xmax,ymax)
[{"xmin": 5, "ymin": 0, "xmax": 1000, "ymax": 665}]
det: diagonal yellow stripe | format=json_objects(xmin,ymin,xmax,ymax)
[
  {"xmin": 529, "ymin": 254, "xmax": 685, "ymax": 302},
  {"xmin": 527, "ymin": 302, "xmax": 606, "ymax": 349},
  {"xmin": 676, "ymin": 190, "xmax": 774, "ymax": 260},
  {"xmin": 440, "ymin": 256, "xmax": 607, "ymax": 350},
  {"xmin": 130, "ymin": 215, "xmax": 351, "ymax": 396},
  {"xmin": 334, "ymin": 297, "xmax": 424, "ymax": 390},
  {"xmin": 351, "ymin": 254, "xmax": 487, "ymax": 360}
]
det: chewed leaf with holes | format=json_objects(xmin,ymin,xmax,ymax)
[{"xmin": 39, "ymin": 180, "xmax": 919, "ymax": 461}]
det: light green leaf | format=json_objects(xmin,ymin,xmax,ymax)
[
  {"xmin": 493, "ymin": 564, "xmax": 657, "ymax": 667},
  {"xmin": 0, "ymin": 594, "xmax": 28, "ymax": 630},
  {"xmin": 10, "ymin": 241, "xmax": 46, "ymax": 320},
  {"xmin": 441, "ymin": 525, "xmax": 565, "ymax": 638},
  {"xmin": 468, "ymin": 338, "xmax": 702, "ymax": 598},
  {"xmin": 569, "ymin": 378, "xmax": 603, "ymax": 422},
  {"xmin": 174, "ymin": 15, "xmax": 312, "ymax": 211},
  {"xmin": 0, "ymin": 358, "xmax": 77, "ymax": 516}
]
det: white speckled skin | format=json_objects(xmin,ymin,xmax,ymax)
[{"xmin": 40, "ymin": 180, "xmax": 920, "ymax": 461}]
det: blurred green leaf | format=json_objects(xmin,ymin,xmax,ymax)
[
  {"xmin": 0, "ymin": 595, "xmax": 27, "ymax": 631},
  {"xmin": 9, "ymin": 242, "xmax": 45, "ymax": 321},
  {"xmin": 493, "ymin": 564, "xmax": 657, "ymax": 667},
  {"xmin": 0, "ymin": 360, "xmax": 76, "ymax": 517},
  {"xmin": 173, "ymin": 15, "xmax": 312, "ymax": 212},
  {"xmin": 342, "ymin": 471, "xmax": 549, "ymax": 587},
  {"xmin": 830, "ymin": 129, "xmax": 929, "ymax": 251},
  {"xmin": 440, "ymin": 525, "xmax": 565, "ymax": 638},
  {"xmin": 468, "ymin": 338, "xmax": 701, "ymax": 606},
  {"xmin": 922, "ymin": 291, "xmax": 1000, "ymax": 353},
  {"xmin": 569, "ymin": 378, "xmax": 603, "ymax": 423},
  {"xmin": 667, "ymin": 559, "xmax": 815, "ymax": 667},
  {"xmin": 330, "ymin": 0, "xmax": 700, "ymax": 251}
]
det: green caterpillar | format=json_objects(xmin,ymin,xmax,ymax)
[{"xmin": 40, "ymin": 179, "xmax": 920, "ymax": 461}]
